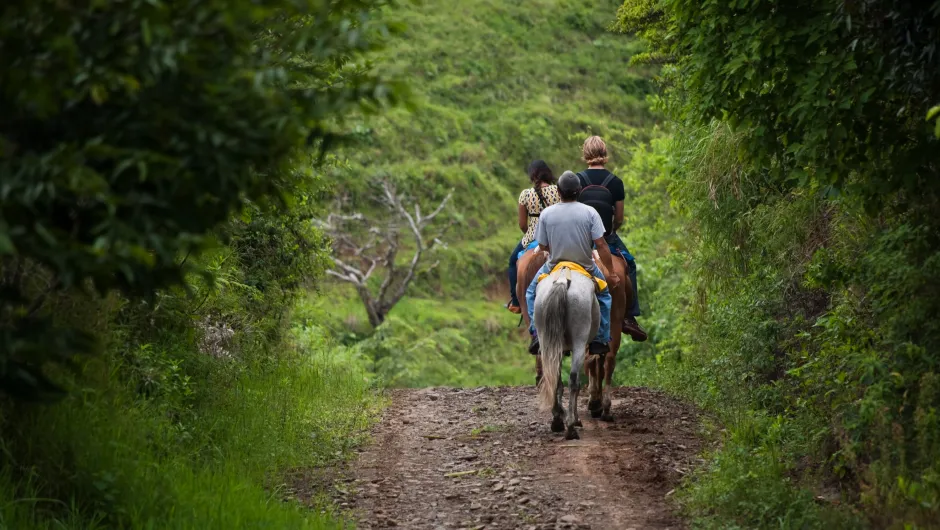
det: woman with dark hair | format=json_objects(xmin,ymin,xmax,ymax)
[{"xmin": 507, "ymin": 160, "xmax": 561, "ymax": 313}]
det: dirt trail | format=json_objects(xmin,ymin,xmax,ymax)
[{"xmin": 315, "ymin": 386, "xmax": 704, "ymax": 530}]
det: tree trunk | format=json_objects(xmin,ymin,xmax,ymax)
[
  {"xmin": 367, "ymin": 306, "xmax": 386, "ymax": 328},
  {"xmin": 357, "ymin": 287, "xmax": 386, "ymax": 328}
]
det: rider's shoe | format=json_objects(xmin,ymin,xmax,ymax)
[
  {"xmin": 506, "ymin": 301, "xmax": 521, "ymax": 314},
  {"xmin": 622, "ymin": 316, "xmax": 648, "ymax": 342},
  {"xmin": 589, "ymin": 341, "xmax": 610, "ymax": 355},
  {"xmin": 528, "ymin": 336, "xmax": 540, "ymax": 355}
]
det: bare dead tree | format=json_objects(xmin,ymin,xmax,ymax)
[{"xmin": 314, "ymin": 180, "xmax": 453, "ymax": 328}]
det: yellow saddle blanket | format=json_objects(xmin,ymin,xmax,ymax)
[{"xmin": 537, "ymin": 261, "xmax": 608, "ymax": 291}]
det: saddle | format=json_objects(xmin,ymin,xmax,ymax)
[{"xmin": 536, "ymin": 261, "xmax": 607, "ymax": 294}]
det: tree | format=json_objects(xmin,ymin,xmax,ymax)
[
  {"xmin": 0, "ymin": 0, "xmax": 405, "ymax": 399},
  {"xmin": 316, "ymin": 180, "xmax": 452, "ymax": 327},
  {"xmin": 617, "ymin": 0, "xmax": 940, "ymax": 209},
  {"xmin": 617, "ymin": 0, "xmax": 940, "ymax": 524}
]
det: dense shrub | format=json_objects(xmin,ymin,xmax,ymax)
[
  {"xmin": 615, "ymin": 0, "xmax": 940, "ymax": 527},
  {"xmin": 0, "ymin": 0, "xmax": 402, "ymax": 398}
]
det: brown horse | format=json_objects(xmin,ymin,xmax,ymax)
[{"xmin": 516, "ymin": 247, "xmax": 633, "ymax": 421}]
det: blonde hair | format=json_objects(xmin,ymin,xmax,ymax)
[{"xmin": 582, "ymin": 136, "xmax": 609, "ymax": 166}]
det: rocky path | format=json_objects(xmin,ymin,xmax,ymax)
[{"xmin": 310, "ymin": 386, "xmax": 705, "ymax": 529}]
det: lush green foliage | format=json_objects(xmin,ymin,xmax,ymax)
[
  {"xmin": 0, "ymin": 270, "xmax": 377, "ymax": 529},
  {"xmin": 0, "ymin": 0, "xmax": 401, "ymax": 398},
  {"xmin": 13, "ymin": 0, "xmax": 940, "ymax": 528},
  {"xmin": 0, "ymin": 154, "xmax": 372, "ymax": 527},
  {"xmin": 614, "ymin": 0, "xmax": 940, "ymax": 527},
  {"xmin": 0, "ymin": 0, "xmax": 398, "ymax": 527}
]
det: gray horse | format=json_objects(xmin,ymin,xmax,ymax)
[{"xmin": 534, "ymin": 265, "xmax": 600, "ymax": 440}]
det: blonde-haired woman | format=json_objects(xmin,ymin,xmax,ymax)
[
  {"xmin": 575, "ymin": 135, "xmax": 647, "ymax": 341},
  {"xmin": 507, "ymin": 160, "xmax": 561, "ymax": 313}
]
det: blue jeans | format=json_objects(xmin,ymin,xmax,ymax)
[
  {"xmin": 507, "ymin": 241, "xmax": 525, "ymax": 306},
  {"xmin": 525, "ymin": 262, "xmax": 611, "ymax": 344},
  {"xmin": 606, "ymin": 233, "xmax": 640, "ymax": 317}
]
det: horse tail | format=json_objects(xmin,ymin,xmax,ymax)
[{"xmin": 537, "ymin": 274, "xmax": 568, "ymax": 411}]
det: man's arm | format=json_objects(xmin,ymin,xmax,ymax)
[
  {"xmin": 613, "ymin": 200, "xmax": 624, "ymax": 232},
  {"xmin": 534, "ymin": 210, "xmax": 549, "ymax": 253},
  {"xmin": 611, "ymin": 176, "xmax": 626, "ymax": 232},
  {"xmin": 594, "ymin": 237, "xmax": 620, "ymax": 287},
  {"xmin": 588, "ymin": 208, "xmax": 618, "ymax": 286}
]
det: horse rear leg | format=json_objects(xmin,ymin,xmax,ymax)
[
  {"xmin": 566, "ymin": 346, "xmax": 586, "ymax": 440},
  {"xmin": 587, "ymin": 355, "xmax": 603, "ymax": 418},
  {"xmin": 601, "ymin": 353, "xmax": 616, "ymax": 422},
  {"xmin": 550, "ymin": 371, "xmax": 565, "ymax": 432},
  {"xmin": 599, "ymin": 257, "xmax": 627, "ymax": 422}
]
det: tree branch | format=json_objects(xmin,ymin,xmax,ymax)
[{"xmin": 321, "ymin": 180, "xmax": 454, "ymax": 326}]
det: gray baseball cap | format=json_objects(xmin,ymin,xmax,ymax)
[{"xmin": 558, "ymin": 171, "xmax": 582, "ymax": 196}]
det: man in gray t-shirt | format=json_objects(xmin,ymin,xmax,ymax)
[
  {"xmin": 535, "ymin": 201, "xmax": 604, "ymax": 270},
  {"xmin": 525, "ymin": 171, "xmax": 620, "ymax": 356}
]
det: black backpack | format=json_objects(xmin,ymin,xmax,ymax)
[{"xmin": 576, "ymin": 171, "xmax": 616, "ymax": 236}]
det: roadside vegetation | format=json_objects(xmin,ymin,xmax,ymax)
[
  {"xmin": 611, "ymin": 1, "xmax": 940, "ymax": 527},
  {"xmin": 0, "ymin": 1, "xmax": 395, "ymax": 527}
]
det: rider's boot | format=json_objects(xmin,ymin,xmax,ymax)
[
  {"xmin": 528, "ymin": 335, "xmax": 540, "ymax": 355},
  {"xmin": 589, "ymin": 341, "xmax": 609, "ymax": 355},
  {"xmin": 622, "ymin": 316, "xmax": 648, "ymax": 342}
]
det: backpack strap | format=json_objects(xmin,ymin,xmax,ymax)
[
  {"xmin": 578, "ymin": 170, "xmax": 616, "ymax": 193},
  {"xmin": 527, "ymin": 187, "xmax": 546, "ymax": 217}
]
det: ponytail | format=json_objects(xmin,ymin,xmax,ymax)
[{"xmin": 533, "ymin": 184, "xmax": 548, "ymax": 211}]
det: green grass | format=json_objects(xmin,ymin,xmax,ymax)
[
  {"xmin": 0, "ymin": 324, "xmax": 377, "ymax": 529},
  {"xmin": 344, "ymin": 0, "xmax": 655, "ymax": 236},
  {"xmin": 296, "ymin": 283, "xmax": 533, "ymax": 388}
]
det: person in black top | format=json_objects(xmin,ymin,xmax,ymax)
[{"xmin": 577, "ymin": 136, "xmax": 648, "ymax": 342}]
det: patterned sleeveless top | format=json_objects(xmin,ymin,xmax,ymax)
[{"xmin": 518, "ymin": 185, "xmax": 561, "ymax": 246}]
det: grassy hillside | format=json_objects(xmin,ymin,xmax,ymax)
[{"xmin": 314, "ymin": 0, "xmax": 659, "ymax": 385}]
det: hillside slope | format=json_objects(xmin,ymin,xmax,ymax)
[{"xmin": 308, "ymin": 0, "xmax": 658, "ymax": 386}]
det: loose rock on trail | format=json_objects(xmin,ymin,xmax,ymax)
[{"xmin": 304, "ymin": 386, "xmax": 705, "ymax": 529}]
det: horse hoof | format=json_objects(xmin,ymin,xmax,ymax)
[
  {"xmin": 551, "ymin": 417, "xmax": 565, "ymax": 432},
  {"xmin": 574, "ymin": 419, "xmax": 583, "ymax": 428},
  {"xmin": 565, "ymin": 427, "xmax": 580, "ymax": 440},
  {"xmin": 588, "ymin": 399, "xmax": 602, "ymax": 412},
  {"xmin": 601, "ymin": 413, "xmax": 614, "ymax": 422}
]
